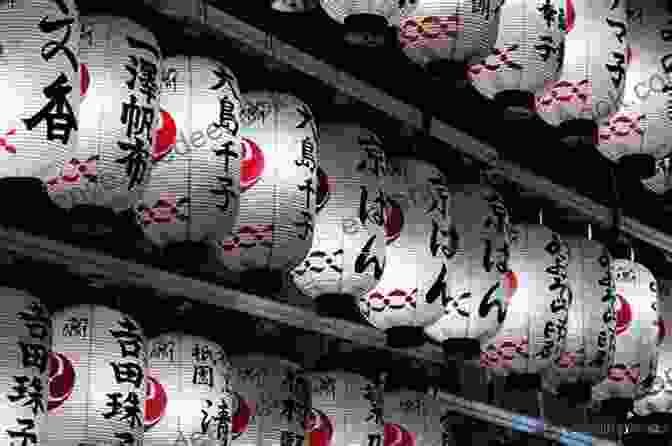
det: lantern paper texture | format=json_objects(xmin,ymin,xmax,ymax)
[
  {"xmin": 215, "ymin": 92, "xmax": 318, "ymax": 273},
  {"xmin": 535, "ymin": 0, "xmax": 628, "ymax": 127},
  {"xmin": 145, "ymin": 333, "xmax": 234, "ymax": 446},
  {"xmin": 136, "ymin": 55, "xmax": 242, "ymax": 247},
  {"xmin": 0, "ymin": 289, "xmax": 52, "ymax": 446},
  {"xmin": 47, "ymin": 15, "xmax": 162, "ymax": 212},
  {"xmin": 383, "ymin": 389, "xmax": 431, "ymax": 446},
  {"xmin": 44, "ymin": 305, "xmax": 147, "ymax": 446},
  {"xmin": 358, "ymin": 158, "xmax": 446, "ymax": 332},
  {"xmin": 0, "ymin": 0, "xmax": 80, "ymax": 180},
  {"xmin": 592, "ymin": 260, "xmax": 660, "ymax": 402},
  {"xmin": 230, "ymin": 355, "xmax": 310, "ymax": 446},
  {"xmin": 542, "ymin": 237, "xmax": 616, "ymax": 394},
  {"xmin": 320, "ymin": 0, "xmax": 417, "ymax": 25},
  {"xmin": 423, "ymin": 183, "xmax": 514, "ymax": 344},
  {"xmin": 292, "ymin": 123, "xmax": 388, "ymax": 301},
  {"xmin": 479, "ymin": 224, "xmax": 572, "ymax": 377}
]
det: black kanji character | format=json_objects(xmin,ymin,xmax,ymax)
[
  {"xmin": 124, "ymin": 55, "xmax": 158, "ymax": 104},
  {"xmin": 193, "ymin": 365, "xmax": 214, "ymax": 387},
  {"xmin": 214, "ymin": 96, "xmax": 239, "ymax": 136},
  {"xmin": 7, "ymin": 376, "xmax": 44, "ymax": 416},
  {"xmin": 294, "ymin": 211, "xmax": 314, "ymax": 240},
  {"xmin": 534, "ymin": 35, "xmax": 558, "ymax": 62},
  {"xmin": 210, "ymin": 176, "xmax": 238, "ymax": 212},
  {"xmin": 606, "ymin": 18, "xmax": 626, "ymax": 44},
  {"xmin": 114, "ymin": 432, "xmax": 136, "ymax": 445},
  {"xmin": 296, "ymin": 104, "xmax": 318, "ymax": 141},
  {"xmin": 358, "ymin": 186, "xmax": 386, "ymax": 227},
  {"xmin": 120, "ymin": 94, "xmax": 155, "ymax": 143},
  {"xmin": 354, "ymin": 235, "xmax": 384, "ymax": 280},
  {"xmin": 478, "ymin": 282, "xmax": 507, "ymax": 324},
  {"xmin": 298, "ymin": 178, "xmax": 315, "ymax": 209},
  {"xmin": 426, "ymin": 264, "xmax": 448, "ymax": 305},
  {"xmin": 606, "ymin": 52, "xmax": 627, "ymax": 89},
  {"xmin": 115, "ymin": 137, "xmax": 150, "ymax": 190},
  {"xmin": 126, "ymin": 36, "xmax": 160, "ymax": 59},
  {"xmin": 483, "ymin": 239, "xmax": 510, "ymax": 273},
  {"xmin": 38, "ymin": 12, "xmax": 77, "ymax": 71},
  {"xmin": 6, "ymin": 418, "xmax": 37, "ymax": 446},
  {"xmin": 368, "ymin": 434, "xmax": 382, "ymax": 446},
  {"xmin": 103, "ymin": 392, "xmax": 124, "ymax": 419},
  {"xmin": 109, "ymin": 362, "xmax": 144, "ymax": 388},
  {"xmin": 18, "ymin": 342, "xmax": 48, "ymax": 373},
  {"xmin": 17, "ymin": 302, "xmax": 50, "ymax": 341},
  {"xmin": 537, "ymin": 0, "xmax": 558, "ymax": 28},
  {"xmin": 103, "ymin": 391, "xmax": 143, "ymax": 428},
  {"xmin": 427, "ymin": 177, "xmax": 450, "ymax": 217},
  {"xmin": 23, "ymin": 73, "xmax": 77, "ymax": 144},
  {"xmin": 109, "ymin": 316, "xmax": 143, "ymax": 359},
  {"xmin": 210, "ymin": 66, "xmax": 238, "ymax": 101},
  {"xmin": 294, "ymin": 137, "xmax": 316, "ymax": 172},
  {"xmin": 355, "ymin": 137, "xmax": 386, "ymax": 178},
  {"xmin": 213, "ymin": 140, "xmax": 240, "ymax": 173},
  {"xmin": 472, "ymin": 0, "xmax": 494, "ymax": 19},
  {"xmin": 429, "ymin": 221, "xmax": 458, "ymax": 261},
  {"xmin": 62, "ymin": 317, "xmax": 88, "ymax": 337}
]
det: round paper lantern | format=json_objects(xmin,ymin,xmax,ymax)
[
  {"xmin": 144, "ymin": 333, "xmax": 234, "ymax": 446},
  {"xmin": 383, "ymin": 389, "xmax": 431, "ymax": 446},
  {"xmin": 271, "ymin": 0, "xmax": 318, "ymax": 12},
  {"xmin": 230, "ymin": 355, "xmax": 311, "ymax": 446},
  {"xmin": 632, "ymin": 347, "xmax": 671, "ymax": 418},
  {"xmin": 135, "ymin": 55, "xmax": 242, "ymax": 249},
  {"xmin": 468, "ymin": 0, "xmax": 568, "ymax": 117},
  {"xmin": 356, "ymin": 158, "xmax": 447, "ymax": 348},
  {"xmin": 596, "ymin": 3, "xmax": 672, "ymax": 180},
  {"xmin": 46, "ymin": 15, "xmax": 162, "ymax": 224},
  {"xmin": 44, "ymin": 304, "xmax": 147, "ymax": 446},
  {"xmin": 541, "ymin": 235, "xmax": 616, "ymax": 404},
  {"xmin": 213, "ymin": 92, "xmax": 318, "ymax": 290},
  {"xmin": 478, "ymin": 224, "xmax": 573, "ymax": 390},
  {"xmin": 424, "ymin": 393, "xmax": 454, "ymax": 446},
  {"xmin": 0, "ymin": 288, "xmax": 52, "ymax": 446},
  {"xmin": 232, "ymin": 392, "xmax": 252, "ymax": 440},
  {"xmin": 423, "ymin": 183, "xmax": 515, "ymax": 359},
  {"xmin": 291, "ymin": 123, "xmax": 389, "ymax": 319},
  {"xmin": 535, "ymin": 0, "xmax": 628, "ymax": 145}
]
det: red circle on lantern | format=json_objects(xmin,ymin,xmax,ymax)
[
  {"xmin": 153, "ymin": 109, "xmax": 177, "ymax": 162},
  {"xmin": 241, "ymin": 137, "xmax": 265, "ymax": 192},
  {"xmin": 657, "ymin": 316, "xmax": 666, "ymax": 346},
  {"xmin": 48, "ymin": 352, "xmax": 76, "ymax": 412},
  {"xmin": 305, "ymin": 408, "xmax": 334, "ymax": 446},
  {"xmin": 384, "ymin": 197, "xmax": 404, "ymax": 245},
  {"xmin": 384, "ymin": 423, "xmax": 406, "ymax": 446},
  {"xmin": 564, "ymin": 0, "xmax": 576, "ymax": 33},
  {"xmin": 80, "ymin": 63, "xmax": 90, "ymax": 98},
  {"xmin": 232, "ymin": 392, "xmax": 252, "ymax": 438},
  {"xmin": 144, "ymin": 375, "xmax": 168, "ymax": 429},
  {"xmin": 502, "ymin": 271, "xmax": 518, "ymax": 304},
  {"xmin": 316, "ymin": 167, "xmax": 331, "ymax": 213},
  {"xmin": 615, "ymin": 294, "xmax": 633, "ymax": 336}
]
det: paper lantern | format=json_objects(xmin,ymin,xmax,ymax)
[
  {"xmin": 356, "ymin": 158, "xmax": 447, "ymax": 348},
  {"xmin": 469, "ymin": 0, "xmax": 568, "ymax": 117},
  {"xmin": 135, "ymin": 55, "xmax": 242, "ymax": 249},
  {"xmin": 384, "ymin": 389, "xmax": 432, "ymax": 446},
  {"xmin": 535, "ymin": 0, "xmax": 628, "ymax": 145},
  {"xmin": 541, "ymin": 236, "xmax": 616, "ymax": 403},
  {"xmin": 144, "ymin": 333, "xmax": 234, "ymax": 446},
  {"xmin": 596, "ymin": 3, "xmax": 672, "ymax": 180},
  {"xmin": 291, "ymin": 123, "xmax": 389, "ymax": 319},
  {"xmin": 271, "ymin": 0, "xmax": 318, "ymax": 12},
  {"xmin": 423, "ymin": 183, "xmax": 514, "ymax": 359},
  {"xmin": 230, "ymin": 355, "xmax": 311, "ymax": 446},
  {"xmin": 0, "ymin": 288, "xmax": 52, "ymax": 446},
  {"xmin": 45, "ymin": 305, "xmax": 147, "ymax": 446},
  {"xmin": 424, "ymin": 394, "xmax": 454, "ymax": 446},
  {"xmin": 46, "ymin": 15, "xmax": 162, "ymax": 223}
]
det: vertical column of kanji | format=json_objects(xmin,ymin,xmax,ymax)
[
  {"xmin": 383, "ymin": 389, "xmax": 427, "ymax": 446},
  {"xmin": 1, "ymin": 289, "xmax": 51, "ymax": 446},
  {"xmin": 303, "ymin": 372, "xmax": 339, "ymax": 446},
  {"xmin": 362, "ymin": 373, "xmax": 386, "ymax": 446},
  {"xmin": 339, "ymin": 372, "xmax": 374, "ymax": 446},
  {"xmin": 230, "ymin": 357, "xmax": 269, "ymax": 446}
]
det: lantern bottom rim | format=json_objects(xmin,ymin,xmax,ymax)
[
  {"xmin": 425, "ymin": 60, "xmax": 469, "ymax": 87},
  {"xmin": 494, "ymin": 90, "xmax": 535, "ymax": 120},
  {"xmin": 441, "ymin": 338, "xmax": 481, "ymax": 361},
  {"xmin": 343, "ymin": 13, "xmax": 388, "ymax": 48},
  {"xmin": 559, "ymin": 119, "xmax": 598, "ymax": 148},
  {"xmin": 618, "ymin": 153, "xmax": 657, "ymax": 180},
  {"xmin": 69, "ymin": 204, "xmax": 118, "ymax": 237},
  {"xmin": 314, "ymin": 294, "xmax": 366, "ymax": 322},
  {"xmin": 385, "ymin": 326, "xmax": 427, "ymax": 348}
]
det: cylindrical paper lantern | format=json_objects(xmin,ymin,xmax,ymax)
[
  {"xmin": 357, "ymin": 158, "xmax": 447, "ymax": 348},
  {"xmin": 469, "ymin": 0, "xmax": 568, "ymax": 116},
  {"xmin": 383, "ymin": 389, "xmax": 431, "ymax": 446},
  {"xmin": 135, "ymin": 55, "xmax": 242, "ymax": 248},
  {"xmin": 213, "ymin": 92, "xmax": 318, "ymax": 288},
  {"xmin": 535, "ymin": 0, "xmax": 628, "ymax": 145},
  {"xmin": 542, "ymin": 235, "xmax": 616, "ymax": 403},
  {"xmin": 144, "ymin": 333, "xmax": 234, "ymax": 446},
  {"xmin": 291, "ymin": 123, "xmax": 389, "ymax": 319},
  {"xmin": 46, "ymin": 15, "xmax": 161, "ymax": 220},
  {"xmin": 45, "ymin": 305, "xmax": 147, "ymax": 446},
  {"xmin": 0, "ymin": 288, "xmax": 52, "ymax": 446},
  {"xmin": 423, "ymin": 183, "xmax": 515, "ymax": 359},
  {"xmin": 230, "ymin": 355, "xmax": 311, "ymax": 446}
]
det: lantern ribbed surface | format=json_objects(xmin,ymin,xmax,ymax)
[
  {"xmin": 535, "ymin": 0, "xmax": 628, "ymax": 128},
  {"xmin": 357, "ymin": 158, "xmax": 446, "ymax": 333},
  {"xmin": 542, "ymin": 237, "xmax": 616, "ymax": 394},
  {"xmin": 383, "ymin": 389, "xmax": 432, "ymax": 446},
  {"xmin": 0, "ymin": 0, "xmax": 80, "ymax": 180},
  {"xmin": 479, "ymin": 224, "xmax": 572, "ymax": 377},
  {"xmin": 397, "ymin": 0, "xmax": 503, "ymax": 68},
  {"xmin": 47, "ymin": 15, "xmax": 162, "ymax": 212},
  {"xmin": 214, "ymin": 92, "xmax": 318, "ymax": 274},
  {"xmin": 291, "ymin": 123, "xmax": 388, "ymax": 302},
  {"xmin": 320, "ymin": 0, "xmax": 417, "ymax": 25},
  {"xmin": 591, "ymin": 259, "xmax": 660, "ymax": 402},
  {"xmin": 0, "ymin": 288, "xmax": 51, "ymax": 446},
  {"xmin": 135, "ymin": 55, "xmax": 242, "ymax": 247},
  {"xmin": 632, "ymin": 342, "xmax": 670, "ymax": 417},
  {"xmin": 144, "ymin": 333, "xmax": 234, "ymax": 446},
  {"xmin": 469, "ymin": 0, "xmax": 567, "ymax": 109},
  {"xmin": 230, "ymin": 355, "xmax": 311, "ymax": 446},
  {"xmin": 44, "ymin": 305, "xmax": 147, "ymax": 446},
  {"xmin": 423, "ymin": 183, "xmax": 514, "ymax": 344}
]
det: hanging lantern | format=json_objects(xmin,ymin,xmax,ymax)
[
  {"xmin": 230, "ymin": 355, "xmax": 311, "ymax": 446},
  {"xmin": 291, "ymin": 123, "xmax": 390, "ymax": 321},
  {"xmin": 541, "ymin": 234, "xmax": 616, "ymax": 404},
  {"xmin": 271, "ymin": 0, "xmax": 319, "ymax": 12},
  {"xmin": 384, "ymin": 389, "xmax": 432, "ymax": 446},
  {"xmin": 135, "ymin": 55, "xmax": 242, "ymax": 254},
  {"xmin": 423, "ymin": 182, "xmax": 515, "ymax": 359},
  {"xmin": 424, "ymin": 393, "xmax": 455, "ymax": 446},
  {"xmin": 641, "ymin": 156, "xmax": 672, "ymax": 196},
  {"xmin": 45, "ymin": 305, "xmax": 147, "ymax": 446},
  {"xmin": 356, "ymin": 158, "xmax": 447, "ymax": 348},
  {"xmin": 144, "ymin": 333, "xmax": 234, "ymax": 445},
  {"xmin": 46, "ymin": 15, "xmax": 162, "ymax": 230},
  {"xmin": 213, "ymin": 92, "xmax": 319, "ymax": 291},
  {"xmin": 535, "ymin": 0, "xmax": 628, "ymax": 146},
  {"xmin": 468, "ymin": 0, "xmax": 569, "ymax": 118}
]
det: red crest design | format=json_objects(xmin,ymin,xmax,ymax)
[
  {"xmin": 153, "ymin": 109, "xmax": 176, "ymax": 162},
  {"xmin": 241, "ymin": 137, "xmax": 265, "ymax": 192},
  {"xmin": 614, "ymin": 294, "xmax": 633, "ymax": 336},
  {"xmin": 48, "ymin": 352, "xmax": 76, "ymax": 412},
  {"xmin": 144, "ymin": 375, "xmax": 168, "ymax": 429}
]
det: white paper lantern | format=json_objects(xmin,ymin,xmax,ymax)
[
  {"xmin": 384, "ymin": 389, "xmax": 434, "ymax": 446},
  {"xmin": 135, "ymin": 55, "xmax": 242, "ymax": 248},
  {"xmin": 291, "ymin": 123, "xmax": 389, "ymax": 317},
  {"xmin": 356, "ymin": 158, "xmax": 447, "ymax": 347},
  {"xmin": 144, "ymin": 333, "xmax": 234, "ymax": 446},
  {"xmin": 542, "ymin": 236, "xmax": 616, "ymax": 402},
  {"xmin": 535, "ymin": 0, "xmax": 628, "ymax": 143},
  {"xmin": 0, "ymin": 288, "xmax": 52, "ymax": 446},
  {"xmin": 423, "ymin": 183, "xmax": 514, "ymax": 359},
  {"xmin": 469, "ymin": 0, "xmax": 568, "ymax": 116},
  {"xmin": 591, "ymin": 259, "xmax": 660, "ymax": 403},
  {"xmin": 632, "ymin": 343, "xmax": 670, "ymax": 417},
  {"xmin": 46, "ymin": 15, "xmax": 162, "ymax": 214},
  {"xmin": 230, "ymin": 355, "xmax": 311, "ymax": 446},
  {"xmin": 45, "ymin": 305, "xmax": 147, "ymax": 446},
  {"xmin": 271, "ymin": 0, "xmax": 318, "ymax": 12}
]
